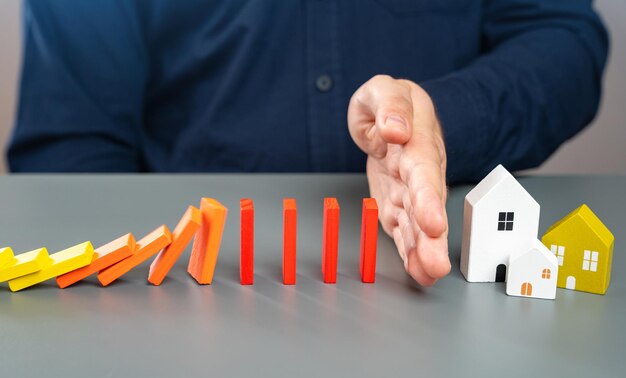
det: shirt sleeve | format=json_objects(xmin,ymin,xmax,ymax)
[
  {"xmin": 420, "ymin": 0, "xmax": 609, "ymax": 183},
  {"xmin": 7, "ymin": 0, "xmax": 148, "ymax": 172}
]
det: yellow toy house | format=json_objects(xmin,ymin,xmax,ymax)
[{"xmin": 541, "ymin": 204, "xmax": 614, "ymax": 295}]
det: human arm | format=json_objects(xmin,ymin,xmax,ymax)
[{"xmin": 347, "ymin": 0, "xmax": 608, "ymax": 285}]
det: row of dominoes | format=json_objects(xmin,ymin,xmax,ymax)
[
  {"xmin": 240, "ymin": 197, "xmax": 379, "ymax": 285},
  {"xmin": 0, "ymin": 197, "xmax": 379, "ymax": 292}
]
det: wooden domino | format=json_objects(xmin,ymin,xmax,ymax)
[
  {"xmin": 283, "ymin": 198, "xmax": 297, "ymax": 285},
  {"xmin": 188, "ymin": 198, "xmax": 228, "ymax": 285},
  {"xmin": 0, "ymin": 248, "xmax": 51, "ymax": 283},
  {"xmin": 56, "ymin": 233, "xmax": 136, "ymax": 289},
  {"xmin": 8, "ymin": 242, "xmax": 94, "ymax": 292},
  {"xmin": 360, "ymin": 198, "xmax": 378, "ymax": 283},
  {"xmin": 240, "ymin": 199, "xmax": 254, "ymax": 285},
  {"xmin": 0, "ymin": 247, "xmax": 16, "ymax": 268},
  {"xmin": 148, "ymin": 207, "xmax": 202, "ymax": 286},
  {"xmin": 98, "ymin": 226, "xmax": 171, "ymax": 286},
  {"xmin": 322, "ymin": 198, "xmax": 340, "ymax": 284}
]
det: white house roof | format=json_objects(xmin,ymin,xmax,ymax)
[
  {"xmin": 510, "ymin": 239, "xmax": 558, "ymax": 267},
  {"xmin": 465, "ymin": 164, "xmax": 538, "ymax": 207}
]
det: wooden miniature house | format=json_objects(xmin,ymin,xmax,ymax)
[
  {"xmin": 461, "ymin": 165, "xmax": 540, "ymax": 282},
  {"xmin": 506, "ymin": 239, "xmax": 558, "ymax": 299},
  {"xmin": 541, "ymin": 204, "xmax": 614, "ymax": 295}
]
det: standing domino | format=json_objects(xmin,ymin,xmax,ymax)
[
  {"xmin": 240, "ymin": 199, "xmax": 254, "ymax": 285},
  {"xmin": 360, "ymin": 198, "xmax": 378, "ymax": 283},
  {"xmin": 322, "ymin": 198, "xmax": 340, "ymax": 284},
  {"xmin": 283, "ymin": 198, "xmax": 297, "ymax": 285}
]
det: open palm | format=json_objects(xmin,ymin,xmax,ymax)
[{"xmin": 348, "ymin": 75, "xmax": 451, "ymax": 286}]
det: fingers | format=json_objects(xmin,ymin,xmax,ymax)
[
  {"xmin": 347, "ymin": 75, "xmax": 414, "ymax": 158},
  {"xmin": 406, "ymin": 251, "xmax": 438, "ymax": 287},
  {"xmin": 414, "ymin": 228, "xmax": 451, "ymax": 280},
  {"xmin": 359, "ymin": 79, "xmax": 451, "ymax": 285},
  {"xmin": 400, "ymin": 141, "xmax": 447, "ymax": 237},
  {"xmin": 396, "ymin": 83, "xmax": 447, "ymax": 237},
  {"xmin": 395, "ymin": 84, "xmax": 450, "ymax": 280},
  {"xmin": 367, "ymin": 156, "xmax": 403, "ymax": 237},
  {"xmin": 398, "ymin": 133, "xmax": 450, "ymax": 279},
  {"xmin": 380, "ymin": 198, "xmax": 401, "ymax": 236},
  {"xmin": 393, "ymin": 227, "xmax": 407, "ymax": 268},
  {"xmin": 385, "ymin": 144, "xmax": 403, "ymax": 179},
  {"xmin": 375, "ymin": 159, "xmax": 447, "ymax": 284},
  {"xmin": 396, "ymin": 210, "xmax": 438, "ymax": 286}
]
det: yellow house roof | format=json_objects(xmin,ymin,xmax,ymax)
[{"xmin": 544, "ymin": 204, "xmax": 614, "ymax": 247}]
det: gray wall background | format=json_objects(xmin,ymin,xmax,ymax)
[{"xmin": 0, "ymin": 0, "xmax": 624, "ymax": 174}]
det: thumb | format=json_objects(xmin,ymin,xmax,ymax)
[{"xmin": 348, "ymin": 75, "xmax": 413, "ymax": 158}]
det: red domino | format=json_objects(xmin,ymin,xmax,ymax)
[
  {"xmin": 322, "ymin": 197, "xmax": 340, "ymax": 284},
  {"xmin": 360, "ymin": 198, "xmax": 379, "ymax": 283},
  {"xmin": 240, "ymin": 198, "xmax": 254, "ymax": 285},
  {"xmin": 283, "ymin": 198, "xmax": 297, "ymax": 285}
]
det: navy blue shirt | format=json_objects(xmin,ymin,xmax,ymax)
[{"xmin": 8, "ymin": 0, "xmax": 608, "ymax": 182}]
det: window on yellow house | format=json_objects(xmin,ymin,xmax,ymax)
[
  {"xmin": 582, "ymin": 250, "xmax": 599, "ymax": 272},
  {"xmin": 541, "ymin": 269, "xmax": 551, "ymax": 279},
  {"xmin": 550, "ymin": 244, "xmax": 565, "ymax": 266},
  {"xmin": 521, "ymin": 282, "xmax": 533, "ymax": 296}
]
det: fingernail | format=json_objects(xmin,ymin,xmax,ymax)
[{"xmin": 385, "ymin": 114, "xmax": 408, "ymax": 133}]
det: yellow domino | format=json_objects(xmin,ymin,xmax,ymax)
[
  {"xmin": 0, "ymin": 247, "xmax": 17, "ymax": 268},
  {"xmin": 8, "ymin": 242, "xmax": 95, "ymax": 292},
  {"xmin": 0, "ymin": 248, "xmax": 51, "ymax": 282}
]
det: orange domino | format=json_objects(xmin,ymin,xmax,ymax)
[
  {"xmin": 98, "ymin": 225, "xmax": 172, "ymax": 286},
  {"xmin": 360, "ymin": 198, "xmax": 379, "ymax": 283},
  {"xmin": 188, "ymin": 198, "xmax": 228, "ymax": 284},
  {"xmin": 283, "ymin": 198, "xmax": 297, "ymax": 285},
  {"xmin": 148, "ymin": 206, "xmax": 202, "ymax": 286},
  {"xmin": 240, "ymin": 199, "xmax": 254, "ymax": 285},
  {"xmin": 322, "ymin": 198, "xmax": 340, "ymax": 284},
  {"xmin": 56, "ymin": 233, "xmax": 136, "ymax": 289}
]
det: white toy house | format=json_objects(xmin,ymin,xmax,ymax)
[
  {"xmin": 460, "ymin": 165, "xmax": 540, "ymax": 282},
  {"xmin": 506, "ymin": 239, "xmax": 558, "ymax": 299}
]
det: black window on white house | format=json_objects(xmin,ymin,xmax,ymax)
[{"xmin": 498, "ymin": 212, "xmax": 514, "ymax": 231}]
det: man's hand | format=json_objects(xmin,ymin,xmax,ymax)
[{"xmin": 348, "ymin": 75, "xmax": 450, "ymax": 286}]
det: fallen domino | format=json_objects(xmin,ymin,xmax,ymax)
[
  {"xmin": 98, "ymin": 225, "xmax": 171, "ymax": 286},
  {"xmin": 9, "ymin": 242, "xmax": 94, "ymax": 292},
  {"xmin": 57, "ymin": 233, "xmax": 136, "ymax": 289},
  {"xmin": 188, "ymin": 198, "xmax": 228, "ymax": 285},
  {"xmin": 0, "ymin": 248, "xmax": 51, "ymax": 283},
  {"xmin": 149, "ymin": 206, "xmax": 201, "ymax": 286}
]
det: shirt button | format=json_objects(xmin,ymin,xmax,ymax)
[{"xmin": 315, "ymin": 74, "xmax": 333, "ymax": 92}]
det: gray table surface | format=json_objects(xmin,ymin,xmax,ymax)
[{"xmin": 0, "ymin": 174, "xmax": 624, "ymax": 377}]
